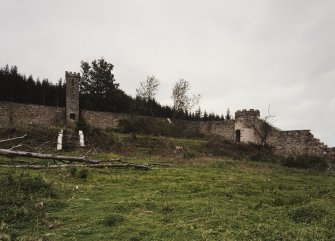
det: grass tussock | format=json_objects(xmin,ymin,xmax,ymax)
[
  {"xmin": 0, "ymin": 172, "xmax": 65, "ymax": 240},
  {"xmin": 289, "ymin": 204, "xmax": 329, "ymax": 223}
]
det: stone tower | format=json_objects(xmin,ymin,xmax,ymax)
[
  {"xmin": 65, "ymin": 71, "xmax": 80, "ymax": 125},
  {"xmin": 234, "ymin": 109, "xmax": 261, "ymax": 144}
]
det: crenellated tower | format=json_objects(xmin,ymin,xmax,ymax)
[
  {"xmin": 234, "ymin": 109, "xmax": 261, "ymax": 143},
  {"xmin": 235, "ymin": 109, "xmax": 260, "ymax": 119},
  {"xmin": 65, "ymin": 71, "xmax": 80, "ymax": 125}
]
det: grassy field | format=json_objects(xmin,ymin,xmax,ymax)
[
  {"xmin": 0, "ymin": 131, "xmax": 334, "ymax": 240},
  {"xmin": 1, "ymin": 158, "xmax": 335, "ymax": 240}
]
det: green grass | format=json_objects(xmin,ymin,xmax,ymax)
[
  {"xmin": 1, "ymin": 130, "xmax": 334, "ymax": 240},
  {"xmin": 1, "ymin": 159, "xmax": 335, "ymax": 240}
]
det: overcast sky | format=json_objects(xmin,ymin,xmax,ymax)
[{"xmin": 0, "ymin": 0, "xmax": 334, "ymax": 146}]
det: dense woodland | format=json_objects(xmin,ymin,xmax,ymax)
[
  {"xmin": 0, "ymin": 65, "xmax": 65, "ymax": 107},
  {"xmin": 0, "ymin": 63, "xmax": 230, "ymax": 121}
]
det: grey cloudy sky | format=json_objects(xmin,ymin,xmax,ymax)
[{"xmin": 1, "ymin": 0, "xmax": 334, "ymax": 146}]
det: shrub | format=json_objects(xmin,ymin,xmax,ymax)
[
  {"xmin": 118, "ymin": 119, "xmax": 136, "ymax": 134},
  {"xmin": 78, "ymin": 169, "xmax": 89, "ymax": 179},
  {"xmin": 204, "ymin": 137, "xmax": 274, "ymax": 161},
  {"xmin": 76, "ymin": 119, "xmax": 89, "ymax": 132},
  {"xmin": 183, "ymin": 151, "xmax": 196, "ymax": 159},
  {"xmin": 0, "ymin": 173, "xmax": 63, "ymax": 238},
  {"xmin": 68, "ymin": 167, "xmax": 89, "ymax": 179},
  {"xmin": 281, "ymin": 155, "xmax": 328, "ymax": 170},
  {"xmin": 85, "ymin": 127, "xmax": 115, "ymax": 150},
  {"xmin": 161, "ymin": 203, "xmax": 176, "ymax": 213},
  {"xmin": 69, "ymin": 166, "xmax": 77, "ymax": 177},
  {"xmin": 289, "ymin": 204, "xmax": 328, "ymax": 223},
  {"xmin": 104, "ymin": 214, "xmax": 124, "ymax": 227}
]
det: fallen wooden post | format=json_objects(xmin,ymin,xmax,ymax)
[
  {"xmin": 0, "ymin": 149, "xmax": 121, "ymax": 164},
  {"xmin": 0, "ymin": 134, "xmax": 27, "ymax": 143},
  {"xmin": 0, "ymin": 163, "xmax": 150, "ymax": 170}
]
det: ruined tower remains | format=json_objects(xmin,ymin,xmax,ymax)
[{"xmin": 65, "ymin": 71, "xmax": 80, "ymax": 125}]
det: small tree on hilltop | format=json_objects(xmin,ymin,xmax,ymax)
[
  {"xmin": 136, "ymin": 75, "xmax": 160, "ymax": 116},
  {"xmin": 171, "ymin": 79, "xmax": 200, "ymax": 118}
]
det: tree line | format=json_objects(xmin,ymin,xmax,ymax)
[
  {"xmin": 0, "ymin": 65, "xmax": 65, "ymax": 107},
  {"xmin": 0, "ymin": 60, "xmax": 232, "ymax": 121}
]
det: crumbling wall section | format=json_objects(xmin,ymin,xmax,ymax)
[
  {"xmin": 234, "ymin": 108, "xmax": 330, "ymax": 157},
  {"xmin": 267, "ymin": 130, "xmax": 329, "ymax": 156}
]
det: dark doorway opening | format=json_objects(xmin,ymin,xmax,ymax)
[
  {"xmin": 235, "ymin": 130, "xmax": 241, "ymax": 142},
  {"xmin": 69, "ymin": 113, "xmax": 76, "ymax": 120}
]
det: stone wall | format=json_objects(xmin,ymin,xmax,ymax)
[
  {"xmin": 234, "ymin": 109, "xmax": 331, "ymax": 157},
  {"xmin": 198, "ymin": 121, "xmax": 235, "ymax": 140},
  {"xmin": 0, "ymin": 101, "xmax": 331, "ymax": 158},
  {"xmin": 0, "ymin": 101, "xmax": 233, "ymax": 138},
  {"xmin": 0, "ymin": 101, "xmax": 65, "ymax": 128},
  {"xmin": 82, "ymin": 109, "xmax": 235, "ymax": 139},
  {"xmin": 267, "ymin": 129, "xmax": 329, "ymax": 156},
  {"xmin": 81, "ymin": 109, "xmax": 129, "ymax": 129}
]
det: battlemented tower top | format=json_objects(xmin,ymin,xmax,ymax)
[
  {"xmin": 65, "ymin": 71, "xmax": 80, "ymax": 77},
  {"xmin": 235, "ymin": 109, "xmax": 260, "ymax": 118}
]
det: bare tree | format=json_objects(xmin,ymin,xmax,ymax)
[
  {"xmin": 136, "ymin": 75, "xmax": 160, "ymax": 116},
  {"xmin": 252, "ymin": 106, "xmax": 276, "ymax": 146},
  {"xmin": 171, "ymin": 79, "xmax": 200, "ymax": 115},
  {"xmin": 136, "ymin": 75, "xmax": 160, "ymax": 101}
]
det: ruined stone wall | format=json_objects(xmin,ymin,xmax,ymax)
[
  {"xmin": 234, "ymin": 109, "xmax": 330, "ymax": 157},
  {"xmin": 198, "ymin": 121, "xmax": 235, "ymax": 140},
  {"xmin": 82, "ymin": 109, "xmax": 235, "ymax": 139},
  {"xmin": 0, "ymin": 102, "xmax": 233, "ymax": 139},
  {"xmin": 0, "ymin": 101, "xmax": 130, "ymax": 130},
  {"xmin": 81, "ymin": 110, "xmax": 129, "ymax": 129},
  {"xmin": 1, "ymin": 101, "xmax": 330, "ymax": 157},
  {"xmin": 267, "ymin": 129, "xmax": 329, "ymax": 156},
  {"xmin": 0, "ymin": 101, "xmax": 65, "ymax": 128}
]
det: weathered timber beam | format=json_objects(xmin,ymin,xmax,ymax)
[
  {"xmin": 0, "ymin": 149, "xmax": 120, "ymax": 164},
  {"xmin": 0, "ymin": 134, "xmax": 27, "ymax": 143},
  {"xmin": 0, "ymin": 163, "xmax": 150, "ymax": 170}
]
